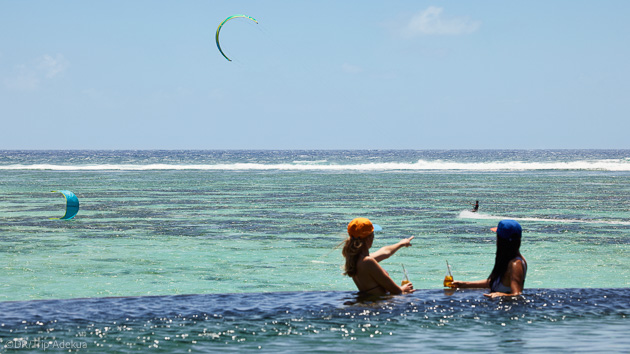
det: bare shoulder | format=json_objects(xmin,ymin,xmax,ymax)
[
  {"xmin": 508, "ymin": 258, "xmax": 525, "ymax": 271},
  {"xmin": 356, "ymin": 256, "xmax": 379, "ymax": 270}
]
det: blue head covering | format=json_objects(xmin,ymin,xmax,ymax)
[{"xmin": 494, "ymin": 220, "xmax": 522, "ymax": 242}]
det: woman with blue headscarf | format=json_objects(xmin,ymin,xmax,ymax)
[{"xmin": 450, "ymin": 220, "xmax": 528, "ymax": 298}]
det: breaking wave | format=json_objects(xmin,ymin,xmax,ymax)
[{"xmin": 2, "ymin": 159, "xmax": 629, "ymax": 171}]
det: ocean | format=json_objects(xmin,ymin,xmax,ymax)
[{"xmin": 1, "ymin": 150, "xmax": 629, "ymax": 352}]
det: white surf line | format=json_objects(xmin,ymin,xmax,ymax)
[
  {"xmin": 1, "ymin": 158, "xmax": 630, "ymax": 171},
  {"xmin": 458, "ymin": 210, "xmax": 630, "ymax": 226}
]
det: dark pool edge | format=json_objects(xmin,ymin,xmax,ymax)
[{"xmin": 2, "ymin": 287, "xmax": 629, "ymax": 306}]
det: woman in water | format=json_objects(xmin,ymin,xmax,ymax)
[
  {"xmin": 342, "ymin": 217, "xmax": 415, "ymax": 295},
  {"xmin": 450, "ymin": 219, "xmax": 527, "ymax": 298}
]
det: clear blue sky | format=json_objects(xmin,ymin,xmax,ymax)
[{"xmin": 1, "ymin": 1, "xmax": 629, "ymax": 149}]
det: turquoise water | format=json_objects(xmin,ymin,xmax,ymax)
[{"xmin": 1, "ymin": 150, "xmax": 629, "ymax": 351}]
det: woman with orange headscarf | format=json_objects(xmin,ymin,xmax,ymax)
[{"xmin": 342, "ymin": 217, "xmax": 415, "ymax": 295}]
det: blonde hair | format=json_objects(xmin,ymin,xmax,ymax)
[{"xmin": 342, "ymin": 237, "xmax": 365, "ymax": 277}]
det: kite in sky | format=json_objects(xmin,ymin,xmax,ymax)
[
  {"xmin": 215, "ymin": 14, "xmax": 258, "ymax": 61},
  {"xmin": 51, "ymin": 190, "xmax": 80, "ymax": 220}
]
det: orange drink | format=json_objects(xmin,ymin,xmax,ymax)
[
  {"xmin": 443, "ymin": 275, "xmax": 453, "ymax": 288},
  {"xmin": 401, "ymin": 264, "xmax": 410, "ymax": 286},
  {"xmin": 444, "ymin": 260, "xmax": 454, "ymax": 288}
]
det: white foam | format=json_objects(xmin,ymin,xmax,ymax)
[
  {"xmin": 458, "ymin": 210, "xmax": 630, "ymax": 226},
  {"xmin": 1, "ymin": 159, "xmax": 629, "ymax": 171},
  {"xmin": 458, "ymin": 210, "xmax": 498, "ymax": 220}
]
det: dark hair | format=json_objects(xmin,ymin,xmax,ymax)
[
  {"xmin": 488, "ymin": 236, "xmax": 521, "ymax": 285},
  {"xmin": 342, "ymin": 237, "xmax": 366, "ymax": 277}
]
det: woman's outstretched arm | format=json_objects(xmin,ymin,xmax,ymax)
[
  {"xmin": 371, "ymin": 236, "xmax": 414, "ymax": 263},
  {"xmin": 450, "ymin": 279, "xmax": 490, "ymax": 289}
]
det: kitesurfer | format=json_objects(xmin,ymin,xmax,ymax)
[{"xmin": 472, "ymin": 200, "xmax": 479, "ymax": 212}]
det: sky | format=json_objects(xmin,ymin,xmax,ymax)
[{"xmin": 1, "ymin": 1, "xmax": 629, "ymax": 149}]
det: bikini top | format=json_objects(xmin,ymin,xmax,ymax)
[
  {"xmin": 356, "ymin": 267, "xmax": 389, "ymax": 295},
  {"xmin": 490, "ymin": 256, "xmax": 527, "ymax": 293},
  {"xmin": 357, "ymin": 284, "xmax": 383, "ymax": 295}
]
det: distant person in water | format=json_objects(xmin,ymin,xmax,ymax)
[
  {"xmin": 342, "ymin": 218, "xmax": 415, "ymax": 296},
  {"xmin": 472, "ymin": 200, "xmax": 479, "ymax": 212},
  {"xmin": 450, "ymin": 220, "xmax": 527, "ymax": 298}
]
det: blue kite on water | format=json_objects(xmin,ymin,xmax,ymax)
[{"xmin": 51, "ymin": 190, "xmax": 80, "ymax": 220}]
